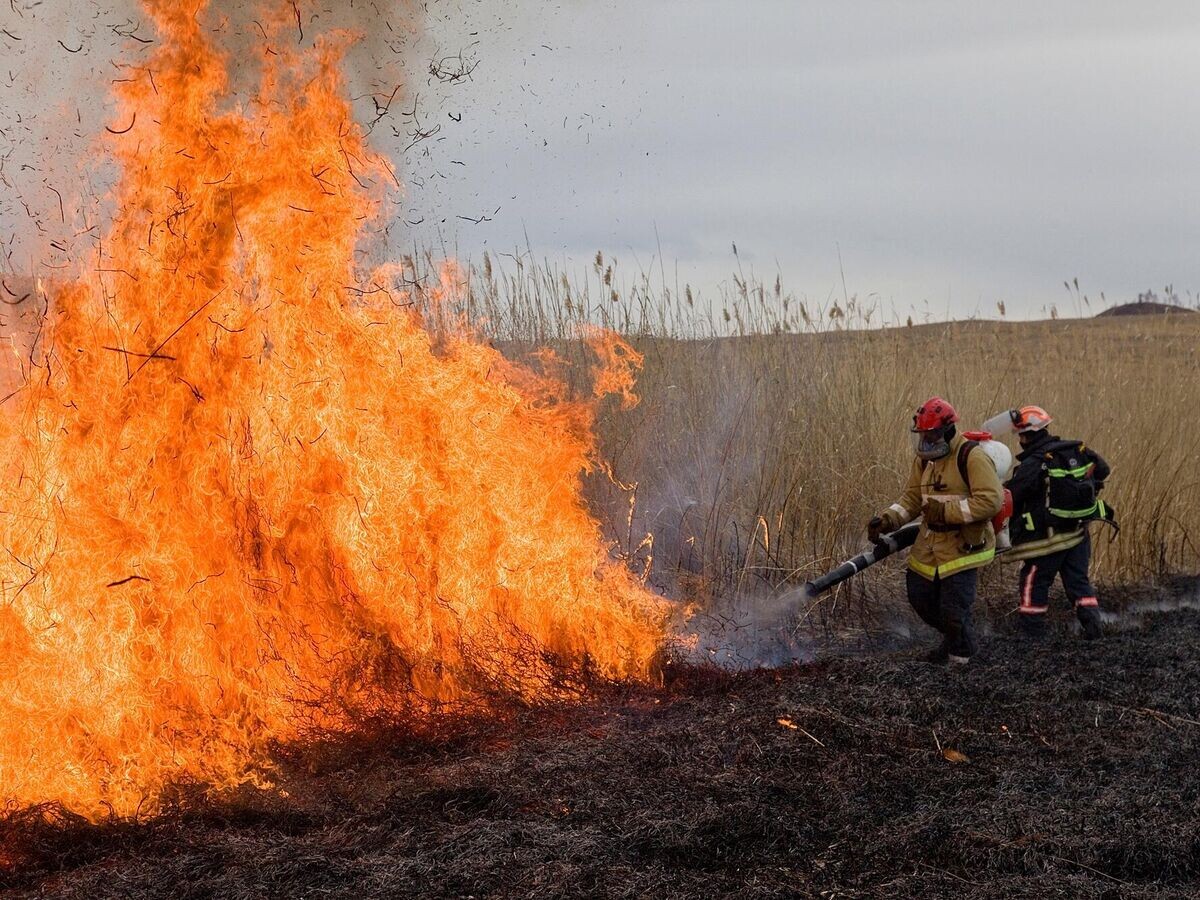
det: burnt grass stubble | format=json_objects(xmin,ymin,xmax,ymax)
[{"xmin": 4, "ymin": 594, "xmax": 1200, "ymax": 899}]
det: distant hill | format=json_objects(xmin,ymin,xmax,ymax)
[{"xmin": 1098, "ymin": 301, "xmax": 1196, "ymax": 318}]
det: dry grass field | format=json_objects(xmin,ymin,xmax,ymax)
[{"xmin": 401, "ymin": 254, "xmax": 1200, "ymax": 629}]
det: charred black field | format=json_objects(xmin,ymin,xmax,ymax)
[{"xmin": 4, "ymin": 599, "xmax": 1200, "ymax": 899}]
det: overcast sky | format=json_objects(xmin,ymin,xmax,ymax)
[
  {"xmin": 404, "ymin": 0, "xmax": 1200, "ymax": 318},
  {"xmin": 3, "ymin": 1, "xmax": 1198, "ymax": 319}
]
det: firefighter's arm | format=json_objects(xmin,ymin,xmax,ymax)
[
  {"xmin": 1083, "ymin": 445, "xmax": 1111, "ymax": 488},
  {"xmin": 1004, "ymin": 457, "xmax": 1040, "ymax": 508},
  {"xmin": 943, "ymin": 447, "xmax": 1004, "ymax": 525},
  {"xmin": 878, "ymin": 458, "xmax": 924, "ymax": 530}
]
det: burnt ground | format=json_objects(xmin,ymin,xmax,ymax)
[{"xmin": 4, "ymin": 604, "xmax": 1200, "ymax": 899}]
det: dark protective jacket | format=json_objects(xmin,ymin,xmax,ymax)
[{"xmin": 1005, "ymin": 431, "xmax": 1110, "ymax": 562}]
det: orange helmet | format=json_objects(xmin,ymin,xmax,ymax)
[{"xmin": 1012, "ymin": 405, "xmax": 1052, "ymax": 434}]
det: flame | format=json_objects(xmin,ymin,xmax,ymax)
[
  {"xmin": 0, "ymin": 2, "xmax": 665, "ymax": 818},
  {"xmin": 584, "ymin": 325, "xmax": 643, "ymax": 409}
]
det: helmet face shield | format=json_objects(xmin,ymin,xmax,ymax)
[
  {"xmin": 981, "ymin": 410, "xmax": 1018, "ymax": 437},
  {"xmin": 983, "ymin": 406, "xmax": 1052, "ymax": 440},
  {"xmin": 912, "ymin": 425, "xmax": 952, "ymax": 461}
]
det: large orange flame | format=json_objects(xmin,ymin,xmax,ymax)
[{"xmin": 0, "ymin": 2, "xmax": 664, "ymax": 818}]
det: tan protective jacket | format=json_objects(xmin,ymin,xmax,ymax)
[{"xmin": 879, "ymin": 433, "xmax": 1004, "ymax": 580}]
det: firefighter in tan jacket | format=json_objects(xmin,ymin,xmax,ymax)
[{"xmin": 869, "ymin": 397, "xmax": 1003, "ymax": 664}]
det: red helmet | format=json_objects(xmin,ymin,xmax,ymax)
[{"xmin": 912, "ymin": 397, "xmax": 959, "ymax": 433}]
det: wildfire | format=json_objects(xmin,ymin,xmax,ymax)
[{"xmin": 0, "ymin": 2, "xmax": 665, "ymax": 818}]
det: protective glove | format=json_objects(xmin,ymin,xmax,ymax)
[
  {"xmin": 867, "ymin": 517, "xmax": 884, "ymax": 542},
  {"xmin": 922, "ymin": 499, "xmax": 948, "ymax": 526}
]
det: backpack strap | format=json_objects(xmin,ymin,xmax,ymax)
[
  {"xmin": 957, "ymin": 440, "xmax": 979, "ymax": 489},
  {"xmin": 1096, "ymin": 499, "xmax": 1121, "ymax": 539}
]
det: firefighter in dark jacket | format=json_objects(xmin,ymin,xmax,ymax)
[
  {"xmin": 869, "ymin": 397, "xmax": 1003, "ymax": 665},
  {"xmin": 999, "ymin": 405, "xmax": 1111, "ymax": 640}
]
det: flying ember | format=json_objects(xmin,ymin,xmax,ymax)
[{"xmin": 0, "ymin": 0, "xmax": 665, "ymax": 819}]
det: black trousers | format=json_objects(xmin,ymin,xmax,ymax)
[
  {"xmin": 1017, "ymin": 532, "xmax": 1099, "ymax": 624},
  {"xmin": 905, "ymin": 567, "xmax": 979, "ymax": 659}
]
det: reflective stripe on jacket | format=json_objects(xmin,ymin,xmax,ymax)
[
  {"xmin": 886, "ymin": 432, "xmax": 1004, "ymax": 580},
  {"xmin": 1001, "ymin": 527, "xmax": 1086, "ymax": 563}
]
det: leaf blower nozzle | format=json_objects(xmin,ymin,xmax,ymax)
[{"xmin": 804, "ymin": 522, "xmax": 921, "ymax": 597}]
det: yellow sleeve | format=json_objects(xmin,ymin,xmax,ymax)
[
  {"xmin": 883, "ymin": 457, "xmax": 924, "ymax": 525},
  {"xmin": 945, "ymin": 446, "xmax": 1004, "ymax": 524}
]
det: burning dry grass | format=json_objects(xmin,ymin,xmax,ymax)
[{"xmin": 0, "ymin": 2, "xmax": 665, "ymax": 820}]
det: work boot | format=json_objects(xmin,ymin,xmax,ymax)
[
  {"xmin": 1077, "ymin": 607, "xmax": 1103, "ymax": 641},
  {"xmin": 1018, "ymin": 613, "xmax": 1048, "ymax": 641},
  {"xmin": 924, "ymin": 641, "xmax": 950, "ymax": 664}
]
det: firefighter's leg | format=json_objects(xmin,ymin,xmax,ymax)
[
  {"xmin": 906, "ymin": 570, "xmax": 948, "ymax": 661},
  {"xmin": 938, "ymin": 568, "xmax": 979, "ymax": 662},
  {"xmin": 905, "ymin": 570, "xmax": 944, "ymax": 631},
  {"xmin": 1061, "ymin": 532, "xmax": 1103, "ymax": 639},
  {"xmin": 1016, "ymin": 552, "xmax": 1062, "ymax": 639}
]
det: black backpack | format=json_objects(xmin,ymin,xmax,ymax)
[{"xmin": 1042, "ymin": 440, "xmax": 1103, "ymax": 528}]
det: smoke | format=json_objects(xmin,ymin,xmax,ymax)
[
  {"xmin": 198, "ymin": 1, "xmax": 426, "ymax": 96},
  {"xmin": 0, "ymin": 0, "xmax": 431, "ymax": 275},
  {"xmin": 1109, "ymin": 586, "xmax": 1200, "ymax": 625},
  {"xmin": 617, "ymin": 347, "xmax": 766, "ymax": 587},
  {"xmin": 672, "ymin": 588, "xmax": 816, "ymax": 670},
  {"xmin": 605, "ymin": 342, "xmax": 822, "ymax": 669}
]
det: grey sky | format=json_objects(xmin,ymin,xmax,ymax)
[
  {"xmin": 3, "ymin": 1, "xmax": 1198, "ymax": 318},
  {"xmin": 404, "ymin": 1, "xmax": 1200, "ymax": 317}
]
